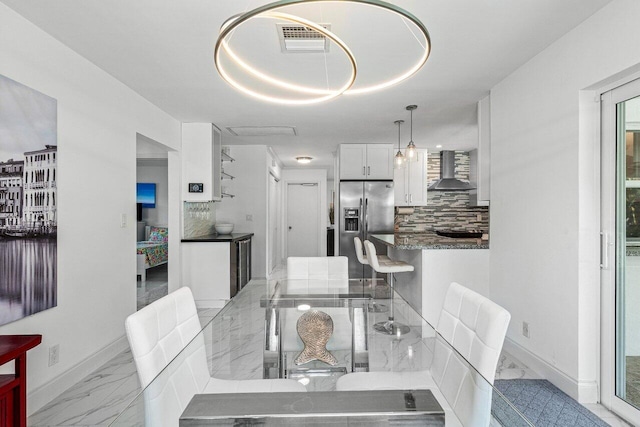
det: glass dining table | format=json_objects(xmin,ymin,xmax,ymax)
[{"xmin": 110, "ymin": 278, "xmax": 531, "ymax": 426}]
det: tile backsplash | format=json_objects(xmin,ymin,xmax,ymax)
[
  {"xmin": 183, "ymin": 201, "xmax": 216, "ymax": 238},
  {"xmin": 396, "ymin": 151, "xmax": 490, "ymax": 233}
]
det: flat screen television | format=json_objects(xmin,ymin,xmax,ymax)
[{"xmin": 137, "ymin": 183, "xmax": 156, "ymax": 208}]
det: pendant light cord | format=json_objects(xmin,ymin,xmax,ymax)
[{"xmin": 410, "ymin": 109, "xmax": 413, "ymax": 142}]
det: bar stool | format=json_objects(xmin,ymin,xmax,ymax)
[
  {"xmin": 354, "ymin": 237, "xmax": 388, "ymax": 313},
  {"xmin": 363, "ymin": 240, "xmax": 414, "ymax": 335},
  {"xmin": 353, "ymin": 236, "xmax": 391, "ymax": 280}
]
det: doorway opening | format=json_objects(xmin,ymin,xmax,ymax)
[{"xmin": 136, "ymin": 134, "xmax": 169, "ymax": 310}]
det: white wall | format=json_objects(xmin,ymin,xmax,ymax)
[
  {"xmin": 215, "ymin": 145, "xmax": 269, "ymax": 278},
  {"xmin": 489, "ymin": 0, "xmax": 640, "ymax": 402},
  {"xmin": 0, "ymin": 4, "xmax": 181, "ymax": 413},
  {"xmin": 280, "ymin": 169, "xmax": 328, "ymax": 258},
  {"xmin": 136, "ymin": 160, "xmax": 169, "ymax": 226}
]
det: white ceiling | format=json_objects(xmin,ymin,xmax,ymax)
[{"xmin": 2, "ymin": 0, "xmax": 613, "ymax": 175}]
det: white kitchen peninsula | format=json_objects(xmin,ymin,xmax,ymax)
[
  {"xmin": 181, "ymin": 233, "xmax": 253, "ymax": 308},
  {"xmin": 370, "ymin": 233, "xmax": 489, "ymax": 327}
]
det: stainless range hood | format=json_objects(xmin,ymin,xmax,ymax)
[{"xmin": 428, "ymin": 151, "xmax": 475, "ymax": 191}]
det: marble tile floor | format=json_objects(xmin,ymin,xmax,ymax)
[{"xmin": 136, "ymin": 263, "xmax": 168, "ymax": 310}]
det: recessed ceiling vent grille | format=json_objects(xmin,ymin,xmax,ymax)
[{"xmin": 277, "ymin": 23, "xmax": 331, "ymax": 53}]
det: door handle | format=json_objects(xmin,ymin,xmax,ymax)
[
  {"xmin": 600, "ymin": 232, "xmax": 609, "ymax": 269},
  {"xmin": 362, "ymin": 166, "xmax": 366, "ymax": 176},
  {"xmin": 405, "ymin": 194, "xmax": 408, "ymax": 203},
  {"xmin": 410, "ymin": 194, "xmax": 413, "ymax": 204},
  {"xmin": 365, "ymin": 198, "xmax": 369, "ymax": 238},
  {"xmin": 359, "ymin": 198, "xmax": 363, "ymax": 234},
  {"xmin": 367, "ymin": 166, "xmax": 370, "ymax": 176}
]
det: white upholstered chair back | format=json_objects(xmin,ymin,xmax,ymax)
[
  {"xmin": 353, "ymin": 237, "xmax": 368, "ymax": 265},
  {"xmin": 362, "ymin": 240, "xmax": 381, "ymax": 271},
  {"xmin": 431, "ymin": 282, "xmax": 511, "ymax": 426},
  {"xmin": 125, "ymin": 287, "xmax": 209, "ymax": 426},
  {"xmin": 287, "ymin": 256, "xmax": 349, "ymax": 280}
]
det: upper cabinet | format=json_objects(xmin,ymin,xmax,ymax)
[
  {"xmin": 339, "ymin": 144, "xmax": 394, "ymax": 180},
  {"xmin": 394, "ymin": 149, "xmax": 428, "ymax": 206},
  {"xmin": 182, "ymin": 123, "xmax": 222, "ymax": 202},
  {"xmin": 469, "ymin": 95, "xmax": 491, "ymax": 206}
]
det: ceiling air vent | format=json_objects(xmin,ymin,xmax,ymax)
[
  {"xmin": 277, "ymin": 23, "xmax": 331, "ymax": 53},
  {"xmin": 226, "ymin": 126, "xmax": 298, "ymax": 137}
]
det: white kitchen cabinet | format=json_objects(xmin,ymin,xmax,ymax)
[
  {"xmin": 469, "ymin": 95, "xmax": 490, "ymax": 206},
  {"xmin": 181, "ymin": 242, "xmax": 230, "ymax": 308},
  {"xmin": 182, "ymin": 123, "xmax": 222, "ymax": 201},
  {"xmin": 339, "ymin": 144, "xmax": 393, "ymax": 180},
  {"xmin": 394, "ymin": 149, "xmax": 427, "ymax": 206}
]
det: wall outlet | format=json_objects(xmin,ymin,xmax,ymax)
[
  {"xmin": 477, "ymin": 214, "xmax": 482, "ymax": 221},
  {"xmin": 120, "ymin": 213, "xmax": 127, "ymax": 228},
  {"xmin": 522, "ymin": 321, "xmax": 530, "ymax": 338},
  {"xmin": 48, "ymin": 344, "xmax": 60, "ymax": 366}
]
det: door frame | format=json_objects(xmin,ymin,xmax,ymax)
[
  {"xmin": 601, "ymin": 76, "xmax": 640, "ymax": 424},
  {"xmin": 267, "ymin": 171, "xmax": 281, "ymax": 276},
  {"xmin": 282, "ymin": 179, "xmax": 323, "ymax": 259}
]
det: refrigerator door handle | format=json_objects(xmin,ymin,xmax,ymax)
[
  {"xmin": 365, "ymin": 198, "xmax": 369, "ymax": 240},
  {"xmin": 359, "ymin": 198, "xmax": 363, "ymax": 236}
]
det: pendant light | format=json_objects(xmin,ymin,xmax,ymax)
[
  {"xmin": 394, "ymin": 120, "xmax": 406, "ymax": 169},
  {"xmin": 406, "ymin": 105, "xmax": 417, "ymax": 159}
]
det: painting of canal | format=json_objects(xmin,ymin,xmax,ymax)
[{"xmin": 0, "ymin": 74, "xmax": 57, "ymax": 326}]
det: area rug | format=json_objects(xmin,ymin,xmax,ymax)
[{"xmin": 492, "ymin": 379, "xmax": 609, "ymax": 427}]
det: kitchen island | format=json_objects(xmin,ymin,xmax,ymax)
[{"xmin": 370, "ymin": 232, "xmax": 489, "ymax": 327}]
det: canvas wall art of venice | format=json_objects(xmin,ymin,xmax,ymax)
[{"xmin": 0, "ymin": 74, "xmax": 57, "ymax": 326}]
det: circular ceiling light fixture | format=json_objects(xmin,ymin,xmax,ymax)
[
  {"xmin": 216, "ymin": 11, "xmax": 357, "ymax": 105},
  {"xmin": 296, "ymin": 156, "xmax": 313, "ymax": 164},
  {"xmin": 214, "ymin": 0, "xmax": 431, "ymax": 104}
]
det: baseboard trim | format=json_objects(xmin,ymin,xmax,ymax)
[
  {"xmin": 28, "ymin": 335, "xmax": 130, "ymax": 415},
  {"xmin": 503, "ymin": 338, "xmax": 598, "ymax": 403}
]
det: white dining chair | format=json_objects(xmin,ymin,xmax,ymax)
[
  {"xmin": 336, "ymin": 282, "xmax": 511, "ymax": 427},
  {"xmin": 125, "ymin": 287, "xmax": 305, "ymax": 427},
  {"xmin": 284, "ymin": 256, "xmax": 352, "ymax": 353},
  {"xmin": 287, "ymin": 256, "xmax": 349, "ymax": 280}
]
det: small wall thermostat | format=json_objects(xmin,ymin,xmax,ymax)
[{"xmin": 189, "ymin": 183, "xmax": 203, "ymax": 193}]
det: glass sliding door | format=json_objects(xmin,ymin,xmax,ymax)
[{"xmin": 602, "ymin": 78, "xmax": 640, "ymax": 424}]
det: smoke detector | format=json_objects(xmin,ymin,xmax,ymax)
[{"xmin": 277, "ymin": 23, "xmax": 331, "ymax": 53}]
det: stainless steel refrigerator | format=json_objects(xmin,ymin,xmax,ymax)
[{"xmin": 339, "ymin": 181, "xmax": 395, "ymax": 279}]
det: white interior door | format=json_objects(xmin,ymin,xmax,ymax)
[
  {"xmin": 601, "ymin": 77, "xmax": 640, "ymax": 425},
  {"xmin": 286, "ymin": 183, "xmax": 319, "ymax": 257},
  {"xmin": 268, "ymin": 174, "xmax": 279, "ymax": 274}
]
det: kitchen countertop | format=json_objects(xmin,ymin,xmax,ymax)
[
  {"xmin": 181, "ymin": 232, "xmax": 254, "ymax": 243},
  {"xmin": 370, "ymin": 231, "xmax": 489, "ymax": 250}
]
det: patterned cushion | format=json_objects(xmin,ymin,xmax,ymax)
[{"xmin": 148, "ymin": 226, "xmax": 168, "ymax": 242}]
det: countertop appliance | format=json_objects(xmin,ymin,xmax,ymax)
[{"xmin": 339, "ymin": 181, "xmax": 394, "ymax": 279}]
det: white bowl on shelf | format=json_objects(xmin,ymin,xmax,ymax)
[{"xmin": 215, "ymin": 223, "xmax": 234, "ymax": 235}]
